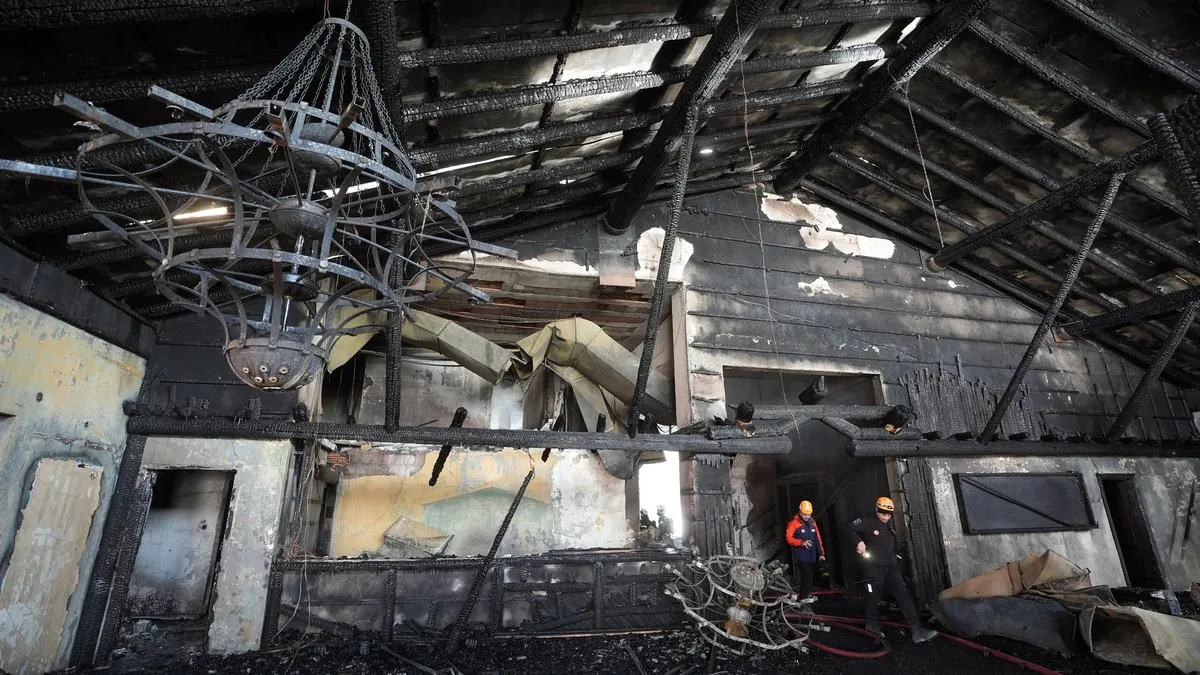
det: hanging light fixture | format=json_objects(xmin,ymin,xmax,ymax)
[{"xmin": 1, "ymin": 14, "xmax": 511, "ymax": 390}]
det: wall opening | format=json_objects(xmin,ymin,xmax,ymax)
[
  {"xmin": 1100, "ymin": 475, "xmax": 1166, "ymax": 589},
  {"xmin": 127, "ymin": 470, "xmax": 235, "ymax": 619},
  {"xmin": 723, "ymin": 370, "xmax": 886, "ymax": 589},
  {"xmin": 638, "ymin": 449, "xmax": 681, "ymax": 547}
]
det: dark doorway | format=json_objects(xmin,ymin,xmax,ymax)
[
  {"xmin": 723, "ymin": 370, "xmax": 887, "ymax": 590},
  {"xmin": 127, "ymin": 470, "xmax": 235, "ymax": 618},
  {"xmin": 1099, "ymin": 476, "xmax": 1166, "ymax": 589}
]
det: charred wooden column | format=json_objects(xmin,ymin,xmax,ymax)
[{"xmin": 682, "ymin": 454, "xmax": 735, "ymax": 558}]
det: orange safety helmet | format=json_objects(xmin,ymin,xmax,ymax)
[
  {"xmin": 876, "ymin": 496, "xmax": 895, "ymax": 513},
  {"xmin": 798, "ymin": 500, "xmax": 813, "ymax": 516}
]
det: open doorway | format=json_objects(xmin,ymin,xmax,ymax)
[
  {"xmin": 127, "ymin": 470, "xmax": 235, "ymax": 619},
  {"xmin": 638, "ymin": 451, "xmax": 682, "ymax": 547},
  {"xmin": 724, "ymin": 370, "xmax": 888, "ymax": 591},
  {"xmin": 1099, "ymin": 475, "xmax": 1166, "ymax": 588}
]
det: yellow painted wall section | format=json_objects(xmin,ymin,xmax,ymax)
[
  {"xmin": 332, "ymin": 449, "xmax": 558, "ymax": 557},
  {"xmin": 0, "ymin": 295, "xmax": 146, "ymax": 671}
]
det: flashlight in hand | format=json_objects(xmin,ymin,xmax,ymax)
[{"xmin": 862, "ymin": 551, "xmax": 872, "ymax": 559}]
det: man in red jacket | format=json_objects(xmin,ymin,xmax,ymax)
[{"xmin": 785, "ymin": 500, "xmax": 824, "ymax": 602}]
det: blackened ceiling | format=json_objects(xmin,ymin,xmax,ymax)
[{"xmin": 0, "ymin": 0, "xmax": 1199, "ymax": 381}]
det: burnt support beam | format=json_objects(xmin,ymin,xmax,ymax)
[
  {"xmin": 3, "ymin": 0, "xmax": 320, "ymax": 29},
  {"xmin": 855, "ymin": 125, "xmax": 1159, "ymax": 296},
  {"xmin": 902, "ymin": 96, "xmax": 1200, "ymax": 275},
  {"xmin": 968, "ymin": 20, "xmax": 1148, "ymax": 134},
  {"xmin": 1046, "ymin": 0, "xmax": 1200, "ymax": 93},
  {"xmin": 428, "ymin": 407, "xmax": 469, "ymax": 486},
  {"xmin": 771, "ymin": 0, "xmax": 991, "ymax": 193},
  {"xmin": 800, "ymin": 177, "xmax": 1200, "ymax": 387},
  {"xmin": 445, "ymin": 469, "xmax": 534, "ymax": 655},
  {"xmin": 1150, "ymin": 113, "xmax": 1200, "ymax": 234},
  {"xmin": 0, "ymin": 65, "xmax": 270, "ymax": 113},
  {"xmin": 397, "ymin": 3, "xmax": 934, "ymax": 67},
  {"xmin": 928, "ymin": 143, "xmax": 1155, "ymax": 270},
  {"xmin": 360, "ymin": 0, "xmax": 406, "ymax": 135},
  {"xmin": 1062, "ymin": 284, "xmax": 1200, "ymax": 338},
  {"xmin": 628, "ymin": 108, "xmax": 698, "ymax": 437},
  {"xmin": 124, "ymin": 415, "xmax": 794, "ymax": 454},
  {"xmin": 602, "ymin": 0, "xmax": 775, "ymax": 234},
  {"xmin": 1106, "ymin": 301, "xmax": 1200, "ymax": 441},
  {"xmin": 849, "ymin": 438, "xmax": 1200, "ymax": 459},
  {"xmin": 925, "ymin": 62, "xmax": 1186, "ymax": 215},
  {"xmin": 829, "ymin": 149, "xmax": 1138, "ymax": 310},
  {"xmin": 979, "ymin": 173, "xmax": 1125, "ymax": 443}
]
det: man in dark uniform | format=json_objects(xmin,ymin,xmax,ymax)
[{"xmin": 851, "ymin": 496, "xmax": 937, "ymax": 643}]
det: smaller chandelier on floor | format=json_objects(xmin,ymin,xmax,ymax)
[{"xmin": 1, "ymin": 16, "xmax": 511, "ymax": 390}]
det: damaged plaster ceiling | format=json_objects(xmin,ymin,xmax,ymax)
[{"xmin": 0, "ymin": 0, "xmax": 1199, "ymax": 379}]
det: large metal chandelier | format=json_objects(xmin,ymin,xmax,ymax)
[{"xmin": 2, "ymin": 16, "xmax": 505, "ymax": 391}]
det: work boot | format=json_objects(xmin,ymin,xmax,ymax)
[
  {"xmin": 911, "ymin": 625, "xmax": 937, "ymax": 644},
  {"xmin": 864, "ymin": 620, "xmax": 882, "ymax": 636}
]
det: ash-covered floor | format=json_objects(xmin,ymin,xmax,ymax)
[{"xmin": 72, "ymin": 595, "xmax": 1169, "ymax": 675}]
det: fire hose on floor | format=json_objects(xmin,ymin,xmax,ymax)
[{"xmin": 665, "ymin": 557, "xmax": 1060, "ymax": 673}]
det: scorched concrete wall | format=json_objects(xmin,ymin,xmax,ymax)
[{"xmin": 0, "ymin": 295, "xmax": 145, "ymax": 674}]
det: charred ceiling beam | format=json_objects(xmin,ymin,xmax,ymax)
[
  {"xmin": 396, "ymin": 2, "xmax": 935, "ymax": 67},
  {"xmin": 1045, "ymin": 0, "xmax": 1200, "ymax": 93},
  {"xmin": 2, "ymin": 0, "xmax": 320, "ymax": 29},
  {"xmin": 771, "ymin": 0, "xmax": 991, "ymax": 194},
  {"xmin": 1105, "ymin": 301, "xmax": 1200, "ymax": 441},
  {"xmin": 978, "ymin": 172, "xmax": 1124, "ymax": 443},
  {"xmin": 800, "ymin": 178, "xmax": 1200, "ymax": 387},
  {"xmin": 828, "ymin": 149, "xmax": 1127, "ymax": 312},
  {"xmin": 858, "ymin": 123, "xmax": 1161, "ymax": 296},
  {"xmin": 124, "ymin": 414, "xmax": 794, "ymax": 454},
  {"xmin": 1061, "ymin": 283, "xmax": 1200, "ymax": 339},
  {"xmin": 924, "ymin": 62, "xmax": 1187, "ymax": 215},
  {"xmin": 704, "ymin": 81, "xmax": 857, "ymax": 116},
  {"xmin": 401, "ymin": 45, "xmax": 895, "ymax": 123},
  {"xmin": 900, "ymin": 96, "xmax": 1200, "ymax": 277},
  {"xmin": 602, "ymin": 0, "xmax": 776, "ymax": 234},
  {"xmin": 928, "ymin": 142, "xmax": 1155, "ymax": 270},
  {"xmin": 360, "ymin": 0, "xmax": 406, "ymax": 136},
  {"xmin": 967, "ymin": 20, "xmax": 1149, "ymax": 135},
  {"xmin": 0, "ymin": 65, "xmax": 271, "ymax": 113}
]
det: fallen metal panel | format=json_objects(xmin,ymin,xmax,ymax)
[
  {"xmin": 0, "ymin": 459, "xmax": 103, "ymax": 675},
  {"xmin": 932, "ymin": 596, "xmax": 1077, "ymax": 655},
  {"xmin": 1080, "ymin": 605, "xmax": 1200, "ymax": 672}
]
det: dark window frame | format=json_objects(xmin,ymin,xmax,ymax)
[{"xmin": 953, "ymin": 472, "xmax": 1096, "ymax": 535}]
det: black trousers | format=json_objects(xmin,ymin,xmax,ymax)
[
  {"xmin": 865, "ymin": 564, "xmax": 919, "ymax": 625},
  {"xmin": 794, "ymin": 561, "xmax": 814, "ymax": 598}
]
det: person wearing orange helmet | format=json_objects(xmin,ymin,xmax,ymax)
[
  {"xmin": 851, "ymin": 495, "xmax": 937, "ymax": 644},
  {"xmin": 785, "ymin": 499, "xmax": 824, "ymax": 603}
]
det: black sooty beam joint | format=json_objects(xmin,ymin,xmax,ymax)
[{"xmin": 428, "ymin": 407, "xmax": 468, "ymax": 486}]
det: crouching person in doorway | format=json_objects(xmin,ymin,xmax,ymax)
[
  {"xmin": 785, "ymin": 500, "xmax": 824, "ymax": 607},
  {"xmin": 852, "ymin": 496, "xmax": 937, "ymax": 644}
]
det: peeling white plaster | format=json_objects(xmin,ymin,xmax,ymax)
[
  {"xmin": 456, "ymin": 251, "xmax": 597, "ymax": 277},
  {"xmin": 550, "ymin": 453, "xmax": 633, "ymax": 548},
  {"xmin": 759, "ymin": 195, "xmax": 895, "ymax": 260},
  {"xmin": 797, "ymin": 276, "xmax": 844, "ymax": 297},
  {"xmin": 636, "ymin": 227, "xmax": 694, "ymax": 283},
  {"xmin": 947, "ymin": 279, "xmax": 961, "ymax": 289}
]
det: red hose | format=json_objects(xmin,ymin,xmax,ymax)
[{"xmin": 802, "ymin": 617, "xmax": 891, "ymax": 659}]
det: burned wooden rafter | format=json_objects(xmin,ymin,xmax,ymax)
[
  {"xmin": 360, "ymin": 0, "xmax": 406, "ymax": 133},
  {"xmin": 124, "ymin": 414, "xmax": 794, "ymax": 454},
  {"xmin": 978, "ymin": 173, "xmax": 1126, "ymax": 443},
  {"xmin": 827, "ymin": 151, "xmax": 1132, "ymax": 314},
  {"xmin": 1106, "ymin": 302, "xmax": 1200, "ymax": 441},
  {"xmin": 1061, "ymin": 284, "xmax": 1200, "ymax": 339},
  {"xmin": 900, "ymin": 95, "xmax": 1200, "ymax": 275},
  {"xmin": 401, "ymin": 45, "xmax": 895, "ymax": 123},
  {"xmin": 395, "ymin": 2, "xmax": 935, "ymax": 68},
  {"xmin": 1045, "ymin": 0, "xmax": 1200, "ymax": 93},
  {"xmin": 856, "ymin": 123, "xmax": 1162, "ymax": 297},
  {"xmin": 1149, "ymin": 112, "xmax": 1200, "ymax": 234},
  {"xmin": 799, "ymin": 178, "xmax": 1200, "ymax": 387},
  {"xmin": 770, "ymin": 0, "xmax": 991, "ymax": 193},
  {"xmin": 924, "ymin": 62, "xmax": 1187, "ymax": 215},
  {"xmin": 927, "ymin": 143, "xmax": 1156, "ymax": 270},
  {"xmin": 628, "ymin": 106, "xmax": 698, "ymax": 437},
  {"xmin": 967, "ymin": 20, "xmax": 1149, "ymax": 135},
  {"xmin": 602, "ymin": 0, "xmax": 776, "ymax": 234},
  {"xmin": 5, "ymin": 0, "xmax": 320, "ymax": 29}
]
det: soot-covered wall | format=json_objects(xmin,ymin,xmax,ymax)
[{"xmin": 644, "ymin": 186, "xmax": 1198, "ymax": 574}]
